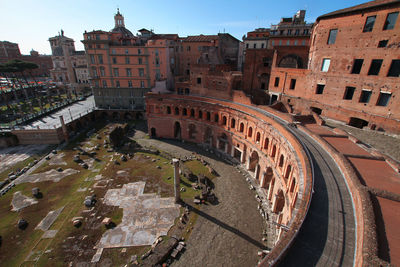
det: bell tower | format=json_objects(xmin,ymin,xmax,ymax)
[{"xmin": 114, "ymin": 8, "xmax": 125, "ymax": 28}]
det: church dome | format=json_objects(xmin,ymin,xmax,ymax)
[
  {"xmin": 111, "ymin": 26, "xmax": 134, "ymax": 37},
  {"xmin": 111, "ymin": 9, "xmax": 134, "ymax": 38}
]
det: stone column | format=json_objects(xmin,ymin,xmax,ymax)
[{"xmin": 172, "ymin": 158, "xmax": 180, "ymax": 203}]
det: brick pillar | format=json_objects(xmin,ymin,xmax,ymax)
[
  {"xmin": 172, "ymin": 158, "xmax": 180, "ymax": 203},
  {"xmin": 59, "ymin": 115, "xmax": 69, "ymax": 142}
]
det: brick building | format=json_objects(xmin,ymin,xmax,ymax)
[
  {"xmin": 269, "ymin": 0, "xmax": 400, "ymax": 133},
  {"xmin": 0, "ymin": 41, "xmax": 21, "ymax": 63},
  {"xmin": 175, "ymin": 64, "xmax": 242, "ymax": 100},
  {"xmin": 242, "ymin": 11, "xmax": 312, "ymax": 104},
  {"xmin": 269, "ymin": 10, "xmax": 313, "ymax": 48},
  {"xmin": 83, "ymin": 9, "xmax": 179, "ymax": 110},
  {"xmin": 176, "ymin": 34, "xmax": 240, "ymax": 77},
  {"xmin": 243, "ymin": 28, "xmax": 270, "ymax": 50},
  {"xmin": 0, "ymin": 42, "xmax": 52, "ymax": 78},
  {"xmin": 49, "ymin": 30, "xmax": 90, "ymax": 92},
  {"xmin": 20, "ymin": 50, "xmax": 52, "ymax": 78}
]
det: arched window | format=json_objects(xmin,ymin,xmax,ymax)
[
  {"xmin": 239, "ymin": 123, "xmax": 244, "ymax": 133},
  {"xmin": 256, "ymin": 132, "xmax": 261, "ymax": 143},
  {"xmin": 285, "ymin": 165, "xmax": 292, "ymax": 179},
  {"xmin": 167, "ymin": 106, "xmax": 171, "ymax": 114},
  {"xmin": 222, "ymin": 116, "xmax": 227, "ymax": 125},
  {"xmin": 183, "ymin": 108, "xmax": 187, "ymax": 116},
  {"xmin": 190, "ymin": 109, "xmax": 195, "ymax": 117},
  {"xmin": 231, "ymin": 118, "xmax": 236, "ymax": 128},
  {"xmin": 214, "ymin": 114, "xmax": 219, "ymax": 123},
  {"xmin": 271, "ymin": 145, "xmax": 277, "ymax": 158},
  {"xmin": 264, "ymin": 138, "xmax": 269, "ymax": 149},
  {"xmin": 206, "ymin": 112, "xmax": 211, "ymax": 121},
  {"xmin": 175, "ymin": 107, "xmax": 179, "ymax": 115},
  {"xmin": 198, "ymin": 110, "xmax": 203, "ymax": 119},
  {"xmin": 290, "ymin": 177, "xmax": 296, "ymax": 193},
  {"xmin": 279, "ymin": 155, "xmax": 285, "ymax": 167},
  {"xmin": 248, "ymin": 127, "xmax": 253, "ymax": 138}
]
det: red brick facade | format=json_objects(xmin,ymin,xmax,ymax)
[{"xmin": 268, "ymin": 0, "xmax": 400, "ymax": 133}]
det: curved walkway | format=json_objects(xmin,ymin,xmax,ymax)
[
  {"xmin": 245, "ymin": 104, "xmax": 356, "ymax": 266},
  {"xmin": 278, "ymin": 129, "xmax": 355, "ymax": 266}
]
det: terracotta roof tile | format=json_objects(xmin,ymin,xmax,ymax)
[
  {"xmin": 184, "ymin": 35, "xmax": 219, "ymax": 42},
  {"xmin": 318, "ymin": 0, "xmax": 400, "ymax": 20}
]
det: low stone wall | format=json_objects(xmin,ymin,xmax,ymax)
[
  {"xmin": 0, "ymin": 134, "xmax": 18, "ymax": 148},
  {"xmin": 12, "ymin": 128, "xmax": 64, "ymax": 145}
]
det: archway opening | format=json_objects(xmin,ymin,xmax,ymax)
[
  {"xmin": 214, "ymin": 114, "xmax": 219, "ymax": 123},
  {"xmin": 188, "ymin": 124, "xmax": 196, "ymax": 139},
  {"xmin": 274, "ymin": 189, "xmax": 285, "ymax": 214},
  {"xmin": 204, "ymin": 127, "xmax": 212, "ymax": 145},
  {"xmin": 271, "ymin": 145, "xmax": 277, "ymax": 158},
  {"xmin": 248, "ymin": 150, "xmax": 259, "ymax": 172},
  {"xmin": 248, "ymin": 127, "xmax": 253, "ymax": 138},
  {"xmin": 112, "ymin": 112, "xmax": 119, "ymax": 121},
  {"xmin": 264, "ymin": 137, "xmax": 269, "ymax": 150},
  {"xmin": 285, "ymin": 164, "xmax": 292, "ymax": 180},
  {"xmin": 279, "ymin": 154, "xmax": 285, "ymax": 168},
  {"xmin": 290, "ymin": 177, "xmax": 296, "ymax": 193},
  {"xmin": 174, "ymin": 121, "xmax": 181, "ymax": 139},
  {"xmin": 218, "ymin": 133, "xmax": 228, "ymax": 151},
  {"xmin": 231, "ymin": 118, "xmax": 236, "ymax": 128},
  {"xmin": 150, "ymin": 127, "xmax": 156, "ymax": 138}
]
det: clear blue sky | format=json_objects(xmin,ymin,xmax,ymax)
[{"xmin": 1, "ymin": 0, "xmax": 367, "ymax": 55}]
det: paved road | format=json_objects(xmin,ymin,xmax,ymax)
[
  {"xmin": 278, "ymin": 129, "xmax": 355, "ymax": 266},
  {"xmin": 21, "ymin": 96, "xmax": 95, "ymax": 129},
  {"xmin": 242, "ymin": 104, "xmax": 356, "ymax": 266}
]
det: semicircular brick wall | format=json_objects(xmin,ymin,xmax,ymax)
[{"xmin": 146, "ymin": 93, "xmax": 313, "ymax": 264}]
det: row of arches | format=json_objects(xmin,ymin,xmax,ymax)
[
  {"xmin": 154, "ymin": 112, "xmax": 298, "ymax": 217},
  {"xmin": 163, "ymin": 103, "xmax": 296, "ymax": 191},
  {"xmin": 164, "ymin": 104, "xmax": 281, "ymax": 152},
  {"xmin": 146, "ymin": 95, "xmax": 312, "ymax": 261}
]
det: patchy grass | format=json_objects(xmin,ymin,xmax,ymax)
[
  {"xmin": 99, "ymin": 246, "xmax": 150, "ymax": 266},
  {"xmin": 110, "ymin": 208, "xmax": 123, "ymax": 225},
  {"xmin": 0, "ymin": 122, "xmax": 213, "ymax": 266}
]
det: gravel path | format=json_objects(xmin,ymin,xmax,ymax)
[{"xmin": 135, "ymin": 131, "xmax": 265, "ymax": 267}]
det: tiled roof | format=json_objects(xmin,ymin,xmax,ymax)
[
  {"xmin": 318, "ymin": 0, "xmax": 400, "ymax": 20},
  {"xmin": 184, "ymin": 35, "xmax": 219, "ymax": 42},
  {"xmin": 149, "ymin": 34, "xmax": 179, "ymax": 40}
]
